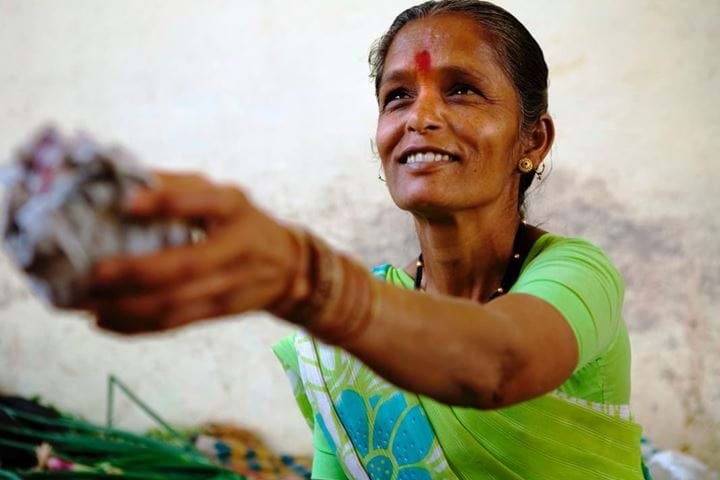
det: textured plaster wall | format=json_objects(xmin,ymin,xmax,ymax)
[{"xmin": 1, "ymin": 0, "xmax": 718, "ymax": 469}]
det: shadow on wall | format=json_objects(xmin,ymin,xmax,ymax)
[{"xmin": 286, "ymin": 168, "xmax": 720, "ymax": 470}]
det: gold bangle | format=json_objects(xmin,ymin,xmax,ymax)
[
  {"xmin": 266, "ymin": 226, "xmax": 311, "ymax": 318},
  {"xmin": 279, "ymin": 229, "xmax": 342, "ymax": 328},
  {"xmin": 275, "ymin": 229, "xmax": 381, "ymax": 347},
  {"xmin": 332, "ymin": 269, "xmax": 382, "ymax": 347},
  {"xmin": 309, "ymin": 254, "xmax": 381, "ymax": 346}
]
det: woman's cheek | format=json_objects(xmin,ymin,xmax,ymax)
[{"xmin": 376, "ymin": 116, "xmax": 402, "ymax": 160}]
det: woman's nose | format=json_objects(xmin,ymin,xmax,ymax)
[{"xmin": 406, "ymin": 92, "xmax": 443, "ymax": 134}]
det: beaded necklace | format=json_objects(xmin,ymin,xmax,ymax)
[{"xmin": 414, "ymin": 221, "xmax": 529, "ymax": 301}]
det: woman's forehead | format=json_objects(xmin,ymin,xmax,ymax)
[{"xmin": 383, "ymin": 14, "xmax": 501, "ymax": 77}]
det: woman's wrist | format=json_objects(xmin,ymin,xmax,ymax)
[
  {"xmin": 268, "ymin": 227, "xmax": 380, "ymax": 347},
  {"xmin": 266, "ymin": 226, "xmax": 313, "ymax": 318},
  {"xmin": 310, "ymin": 254, "xmax": 381, "ymax": 346}
]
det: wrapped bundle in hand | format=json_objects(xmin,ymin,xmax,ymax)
[{"xmin": 1, "ymin": 126, "xmax": 193, "ymax": 307}]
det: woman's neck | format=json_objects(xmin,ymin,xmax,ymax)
[{"xmin": 412, "ymin": 206, "xmax": 522, "ymax": 302}]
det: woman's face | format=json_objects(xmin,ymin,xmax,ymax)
[{"xmin": 375, "ymin": 14, "xmax": 524, "ymax": 217}]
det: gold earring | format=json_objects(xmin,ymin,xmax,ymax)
[{"xmin": 518, "ymin": 158, "xmax": 534, "ymax": 174}]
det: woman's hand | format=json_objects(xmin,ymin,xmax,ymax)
[{"xmin": 84, "ymin": 172, "xmax": 301, "ymax": 334}]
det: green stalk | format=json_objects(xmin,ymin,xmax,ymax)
[
  {"xmin": 0, "ymin": 375, "xmax": 247, "ymax": 479},
  {"xmin": 0, "ymin": 472, "xmax": 23, "ymax": 480},
  {"xmin": 1, "ymin": 407, "xmax": 193, "ymax": 453}
]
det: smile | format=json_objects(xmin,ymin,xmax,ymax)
[{"xmin": 401, "ymin": 151, "xmax": 458, "ymax": 164}]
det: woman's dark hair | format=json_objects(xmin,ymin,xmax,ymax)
[{"xmin": 369, "ymin": 0, "xmax": 549, "ymax": 215}]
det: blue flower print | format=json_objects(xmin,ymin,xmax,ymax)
[
  {"xmin": 335, "ymin": 390, "xmax": 436, "ymax": 480},
  {"xmin": 337, "ymin": 390, "xmax": 370, "ymax": 457}
]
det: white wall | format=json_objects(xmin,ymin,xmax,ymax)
[{"xmin": 1, "ymin": 0, "xmax": 718, "ymax": 468}]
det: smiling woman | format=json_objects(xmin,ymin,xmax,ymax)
[
  {"xmin": 375, "ymin": 12, "xmax": 546, "ymax": 220},
  {"xmin": 73, "ymin": 1, "xmax": 650, "ymax": 479}
]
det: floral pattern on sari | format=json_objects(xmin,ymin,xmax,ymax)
[{"xmin": 305, "ymin": 335, "xmax": 455, "ymax": 480}]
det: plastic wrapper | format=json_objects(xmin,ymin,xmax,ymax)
[
  {"xmin": 647, "ymin": 451, "xmax": 719, "ymax": 480},
  {"xmin": 1, "ymin": 126, "xmax": 194, "ymax": 307}
]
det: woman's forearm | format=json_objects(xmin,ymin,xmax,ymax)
[{"xmin": 329, "ymin": 280, "xmax": 524, "ymax": 408}]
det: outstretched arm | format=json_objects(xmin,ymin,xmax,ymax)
[{"xmin": 87, "ymin": 172, "xmax": 579, "ymax": 409}]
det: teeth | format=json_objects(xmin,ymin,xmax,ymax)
[{"xmin": 405, "ymin": 152, "xmax": 453, "ymax": 164}]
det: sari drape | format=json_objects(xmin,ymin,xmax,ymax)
[{"xmin": 275, "ymin": 332, "xmax": 646, "ymax": 479}]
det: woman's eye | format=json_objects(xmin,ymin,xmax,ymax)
[
  {"xmin": 450, "ymin": 85, "xmax": 479, "ymax": 96},
  {"xmin": 383, "ymin": 88, "xmax": 410, "ymax": 107}
]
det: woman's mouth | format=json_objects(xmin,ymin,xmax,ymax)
[{"xmin": 400, "ymin": 151, "xmax": 459, "ymax": 170}]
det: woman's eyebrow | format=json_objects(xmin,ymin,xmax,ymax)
[
  {"xmin": 380, "ymin": 68, "xmax": 414, "ymax": 87},
  {"xmin": 437, "ymin": 65, "xmax": 489, "ymax": 84},
  {"xmin": 381, "ymin": 65, "xmax": 489, "ymax": 87}
]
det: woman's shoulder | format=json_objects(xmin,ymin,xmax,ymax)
[
  {"xmin": 529, "ymin": 231, "xmax": 606, "ymax": 254},
  {"xmin": 523, "ymin": 232, "xmax": 623, "ymax": 284}
]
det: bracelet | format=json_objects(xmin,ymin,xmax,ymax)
[
  {"xmin": 270, "ymin": 227, "xmax": 381, "ymax": 346},
  {"xmin": 323, "ymin": 258, "xmax": 382, "ymax": 347},
  {"xmin": 268, "ymin": 226, "xmax": 341, "ymax": 325},
  {"xmin": 267, "ymin": 226, "xmax": 312, "ymax": 318}
]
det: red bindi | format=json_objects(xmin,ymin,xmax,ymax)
[{"xmin": 415, "ymin": 50, "xmax": 431, "ymax": 73}]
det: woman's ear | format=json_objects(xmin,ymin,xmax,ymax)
[{"xmin": 522, "ymin": 113, "xmax": 555, "ymax": 170}]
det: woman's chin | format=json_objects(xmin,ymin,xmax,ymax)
[{"xmin": 392, "ymin": 192, "xmax": 457, "ymax": 217}]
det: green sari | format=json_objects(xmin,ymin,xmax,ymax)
[{"xmin": 274, "ymin": 235, "xmax": 647, "ymax": 479}]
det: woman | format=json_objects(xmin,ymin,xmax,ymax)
[{"xmin": 87, "ymin": 1, "xmax": 649, "ymax": 478}]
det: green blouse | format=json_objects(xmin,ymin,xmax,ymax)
[{"xmin": 381, "ymin": 233, "xmax": 632, "ymax": 405}]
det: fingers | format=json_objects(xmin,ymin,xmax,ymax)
[
  {"xmin": 93, "ymin": 274, "xmax": 238, "ymax": 335},
  {"xmin": 92, "ymin": 268, "xmax": 283, "ymax": 335},
  {"xmin": 81, "ymin": 169, "xmax": 296, "ymax": 336},
  {"xmin": 126, "ymin": 183, "xmax": 248, "ymax": 222},
  {"xmin": 93, "ymin": 224, "xmax": 248, "ymax": 290},
  {"xmin": 95, "ymin": 297, "xmax": 227, "ymax": 335},
  {"xmin": 96, "ymin": 263, "xmax": 252, "ymax": 319},
  {"xmin": 154, "ymin": 171, "xmax": 214, "ymax": 188},
  {"xmin": 124, "ymin": 171, "xmax": 212, "ymax": 215}
]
